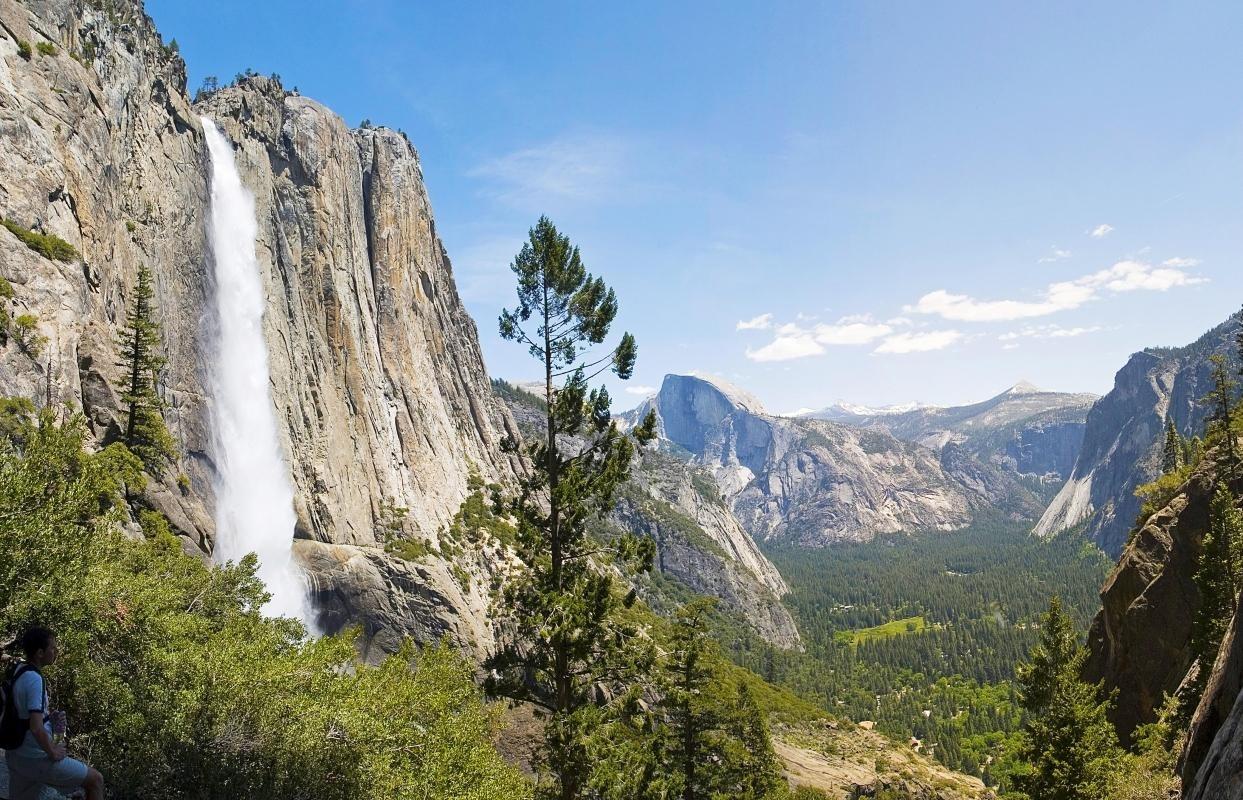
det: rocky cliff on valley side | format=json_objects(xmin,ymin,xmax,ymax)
[{"xmin": 1035, "ymin": 316, "xmax": 1241, "ymax": 557}]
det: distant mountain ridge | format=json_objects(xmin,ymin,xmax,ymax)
[
  {"xmin": 801, "ymin": 382, "xmax": 1098, "ymax": 488},
  {"xmin": 627, "ymin": 374, "xmax": 1044, "ymax": 546}
]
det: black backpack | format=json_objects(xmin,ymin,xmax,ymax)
[{"xmin": 0, "ymin": 662, "xmax": 35, "ymax": 750}]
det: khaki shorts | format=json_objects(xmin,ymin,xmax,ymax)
[{"xmin": 4, "ymin": 750, "xmax": 88, "ymax": 800}]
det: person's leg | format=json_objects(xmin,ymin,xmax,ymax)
[{"xmin": 81, "ymin": 767, "xmax": 103, "ymax": 800}]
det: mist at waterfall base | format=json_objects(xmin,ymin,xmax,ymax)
[{"xmin": 201, "ymin": 117, "xmax": 318, "ymax": 631}]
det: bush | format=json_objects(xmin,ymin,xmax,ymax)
[
  {"xmin": 0, "ymin": 410, "xmax": 532, "ymax": 800},
  {"xmin": 2, "ymin": 219, "xmax": 79, "ymax": 262},
  {"xmin": 17, "ymin": 40, "xmax": 32, "ymax": 60},
  {"xmin": 12, "ymin": 313, "xmax": 46, "ymax": 356},
  {"xmin": 36, "ymin": 41, "xmax": 57, "ymax": 56}
]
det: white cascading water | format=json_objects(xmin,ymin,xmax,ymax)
[{"xmin": 201, "ymin": 117, "xmax": 317, "ymax": 630}]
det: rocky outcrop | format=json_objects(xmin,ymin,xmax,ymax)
[
  {"xmin": 1081, "ymin": 460, "xmax": 1220, "ymax": 742},
  {"xmin": 1, "ymin": 0, "xmax": 522, "ymax": 658},
  {"xmin": 808, "ymin": 382, "xmax": 1097, "ymax": 488},
  {"xmin": 636, "ymin": 374, "xmax": 1042, "ymax": 546},
  {"xmin": 1035, "ymin": 317, "xmax": 1241, "ymax": 555},
  {"xmin": 1182, "ymin": 591, "xmax": 1243, "ymax": 796}
]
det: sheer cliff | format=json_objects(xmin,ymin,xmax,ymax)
[{"xmin": 1035, "ymin": 316, "xmax": 1241, "ymax": 556}]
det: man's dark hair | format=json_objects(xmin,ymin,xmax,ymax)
[{"xmin": 20, "ymin": 626, "xmax": 54, "ymax": 659}]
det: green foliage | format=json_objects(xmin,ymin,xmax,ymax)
[
  {"xmin": 492, "ymin": 377, "xmax": 548, "ymax": 411},
  {"xmin": 447, "ymin": 472, "xmax": 515, "ymax": 547},
  {"xmin": 0, "ymin": 277, "xmax": 12, "ymax": 299},
  {"xmin": 16, "ymin": 39, "xmax": 32, "ymax": 59},
  {"xmin": 1012, "ymin": 598, "xmax": 1121, "ymax": 800},
  {"xmin": 36, "ymin": 41, "xmax": 58, "ymax": 56},
  {"xmin": 1182, "ymin": 483, "xmax": 1243, "ymax": 720},
  {"xmin": 650, "ymin": 599, "xmax": 783, "ymax": 799},
  {"xmin": 1205, "ymin": 353, "xmax": 1239, "ymax": 469},
  {"xmin": 117, "ymin": 264, "xmax": 176, "ymax": 469},
  {"xmin": 730, "ymin": 520, "xmax": 1107, "ymax": 785},
  {"xmin": 0, "ymin": 407, "xmax": 530, "ymax": 799},
  {"xmin": 1162, "ymin": 417, "xmax": 1184, "ymax": 474},
  {"xmin": 834, "ymin": 615, "xmax": 928, "ymax": 646},
  {"xmin": 2, "ymin": 219, "xmax": 78, "ymax": 261},
  {"xmin": 1105, "ymin": 694, "xmax": 1183, "ymax": 800},
  {"xmin": 12, "ymin": 312, "xmax": 46, "ymax": 356},
  {"xmin": 488, "ymin": 217, "xmax": 658, "ymax": 799},
  {"xmin": 385, "ymin": 536, "xmax": 437, "ymax": 562},
  {"xmin": 1133, "ymin": 465, "xmax": 1194, "ymax": 529}
]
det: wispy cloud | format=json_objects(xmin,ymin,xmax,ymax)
[
  {"xmin": 1162, "ymin": 256, "xmax": 1200, "ymax": 268},
  {"xmin": 736, "ymin": 313, "xmax": 773, "ymax": 331},
  {"xmin": 744, "ymin": 315, "xmax": 893, "ymax": 362},
  {"xmin": 998, "ymin": 324, "xmax": 1104, "ymax": 342},
  {"xmin": 906, "ymin": 259, "xmax": 1205, "ymax": 323},
  {"xmin": 469, "ymin": 133, "xmax": 629, "ymax": 208},
  {"xmin": 1038, "ymin": 247, "xmax": 1072, "ymax": 263},
  {"xmin": 624, "ymin": 385, "xmax": 657, "ymax": 396},
  {"xmin": 1089, "ymin": 223, "xmax": 1114, "ymax": 238},
  {"xmin": 874, "ymin": 330, "xmax": 964, "ymax": 354}
]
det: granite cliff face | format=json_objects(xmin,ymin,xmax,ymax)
[
  {"xmin": 807, "ymin": 383, "xmax": 1096, "ymax": 491},
  {"xmin": 1035, "ymin": 317, "xmax": 1241, "ymax": 556},
  {"xmin": 633, "ymin": 375, "xmax": 1042, "ymax": 546},
  {"xmin": 0, "ymin": 0, "xmax": 526, "ymax": 659}
]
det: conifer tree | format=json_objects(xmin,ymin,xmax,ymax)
[
  {"xmin": 1183, "ymin": 484, "xmax": 1243, "ymax": 719},
  {"xmin": 117, "ymin": 264, "xmax": 176, "ymax": 469},
  {"xmin": 653, "ymin": 599, "xmax": 781, "ymax": 800},
  {"xmin": 1014, "ymin": 597, "xmax": 1121, "ymax": 800},
  {"xmin": 486, "ymin": 217, "xmax": 657, "ymax": 800},
  {"xmin": 1162, "ymin": 417, "xmax": 1183, "ymax": 474},
  {"xmin": 1205, "ymin": 353, "xmax": 1239, "ymax": 472}
]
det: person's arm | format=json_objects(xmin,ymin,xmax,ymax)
[{"xmin": 27, "ymin": 710, "xmax": 66, "ymax": 761}]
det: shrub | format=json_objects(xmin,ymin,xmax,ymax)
[
  {"xmin": 0, "ymin": 410, "xmax": 532, "ymax": 800},
  {"xmin": 36, "ymin": 41, "xmax": 57, "ymax": 56},
  {"xmin": 0, "ymin": 277, "xmax": 13, "ymax": 299},
  {"xmin": 17, "ymin": 40, "xmax": 32, "ymax": 60},
  {"xmin": 2, "ymin": 219, "xmax": 79, "ymax": 262},
  {"xmin": 12, "ymin": 313, "xmax": 46, "ymax": 356}
]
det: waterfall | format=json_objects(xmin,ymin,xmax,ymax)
[{"xmin": 201, "ymin": 117, "xmax": 317, "ymax": 630}]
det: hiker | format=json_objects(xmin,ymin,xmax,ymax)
[{"xmin": 3, "ymin": 627, "xmax": 103, "ymax": 800}]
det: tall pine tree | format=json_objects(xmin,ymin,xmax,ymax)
[
  {"xmin": 1162, "ymin": 417, "xmax": 1183, "ymax": 474},
  {"xmin": 1014, "ymin": 597, "xmax": 1121, "ymax": 800},
  {"xmin": 117, "ymin": 264, "xmax": 175, "ymax": 469},
  {"xmin": 652, "ymin": 599, "xmax": 781, "ymax": 800},
  {"xmin": 1205, "ymin": 353, "xmax": 1238, "ymax": 472},
  {"xmin": 1183, "ymin": 484, "xmax": 1243, "ymax": 720},
  {"xmin": 486, "ymin": 217, "xmax": 657, "ymax": 800}
]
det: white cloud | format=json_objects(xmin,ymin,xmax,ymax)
[
  {"xmin": 736, "ymin": 313, "xmax": 773, "ymax": 331},
  {"xmin": 744, "ymin": 315, "xmax": 892, "ymax": 362},
  {"xmin": 1038, "ymin": 247, "xmax": 1072, "ymax": 263},
  {"xmin": 812, "ymin": 320, "xmax": 893, "ymax": 345},
  {"xmin": 1086, "ymin": 259, "xmax": 1206, "ymax": 292},
  {"xmin": 1089, "ymin": 224, "xmax": 1114, "ymax": 238},
  {"xmin": 469, "ymin": 133, "xmax": 628, "ymax": 208},
  {"xmin": 907, "ymin": 259, "xmax": 1205, "ymax": 323},
  {"xmin": 1162, "ymin": 256, "xmax": 1201, "ymax": 268},
  {"xmin": 999, "ymin": 324, "xmax": 1104, "ymax": 341},
  {"xmin": 745, "ymin": 331, "xmax": 824, "ymax": 362},
  {"xmin": 624, "ymin": 385, "xmax": 657, "ymax": 396},
  {"xmin": 874, "ymin": 330, "xmax": 963, "ymax": 354}
]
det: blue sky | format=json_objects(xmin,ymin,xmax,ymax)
[{"xmin": 149, "ymin": 1, "xmax": 1243, "ymax": 413}]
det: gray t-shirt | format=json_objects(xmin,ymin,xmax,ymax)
[{"xmin": 11, "ymin": 668, "xmax": 52, "ymax": 759}]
